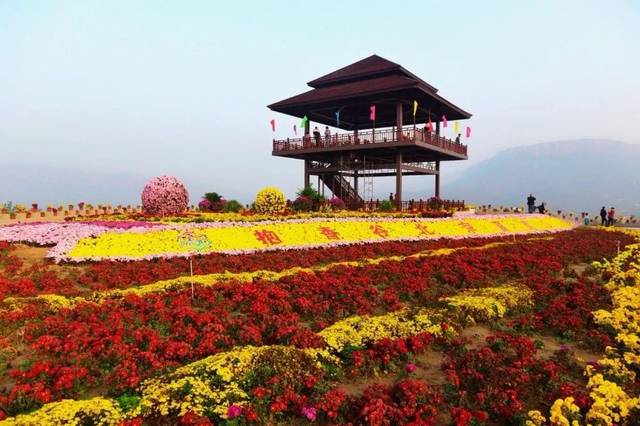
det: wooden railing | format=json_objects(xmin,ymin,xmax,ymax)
[{"xmin": 273, "ymin": 126, "xmax": 467, "ymax": 156}]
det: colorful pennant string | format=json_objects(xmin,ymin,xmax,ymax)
[
  {"xmin": 442, "ymin": 115, "xmax": 448, "ymax": 127},
  {"xmin": 369, "ymin": 105, "xmax": 376, "ymax": 121},
  {"xmin": 466, "ymin": 126, "xmax": 471, "ymax": 138},
  {"xmin": 270, "ymin": 119, "xmax": 276, "ymax": 132},
  {"xmin": 412, "ymin": 100, "xmax": 418, "ymax": 118}
]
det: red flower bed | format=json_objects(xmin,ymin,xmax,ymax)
[
  {"xmin": 0, "ymin": 234, "xmax": 523, "ymax": 298},
  {"xmin": 75, "ymin": 234, "xmax": 521, "ymax": 291},
  {"xmin": 442, "ymin": 332, "xmax": 594, "ymax": 425},
  {"xmin": 0, "ymin": 229, "xmax": 631, "ymax": 416}
]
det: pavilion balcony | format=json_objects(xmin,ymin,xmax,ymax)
[{"xmin": 272, "ymin": 125, "xmax": 467, "ymax": 159}]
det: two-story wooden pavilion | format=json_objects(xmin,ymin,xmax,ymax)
[{"xmin": 268, "ymin": 55, "xmax": 471, "ymax": 209}]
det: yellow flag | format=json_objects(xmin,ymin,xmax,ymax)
[
  {"xmin": 454, "ymin": 121, "xmax": 459, "ymax": 135},
  {"xmin": 412, "ymin": 100, "xmax": 418, "ymax": 117}
]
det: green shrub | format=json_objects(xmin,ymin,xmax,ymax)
[
  {"xmin": 223, "ymin": 200, "xmax": 243, "ymax": 213},
  {"xmin": 204, "ymin": 192, "xmax": 222, "ymax": 203},
  {"xmin": 378, "ymin": 200, "xmax": 395, "ymax": 212},
  {"xmin": 297, "ymin": 185, "xmax": 326, "ymax": 204}
]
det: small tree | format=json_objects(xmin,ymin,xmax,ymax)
[
  {"xmin": 296, "ymin": 185, "xmax": 325, "ymax": 210},
  {"xmin": 378, "ymin": 200, "xmax": 395, "ymax": 212},
  {"xmin": 222, "ymin": 200, "xmax": 243, "ymax": 213}
]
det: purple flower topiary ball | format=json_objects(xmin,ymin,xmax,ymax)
[{"xmin": 141, "ymin": 176, "xmax": 189, "ymax": 216}]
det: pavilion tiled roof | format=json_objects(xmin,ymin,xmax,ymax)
[
  {"xmin": 270, "ymin": 74, "xmax": 418, "ymax": 108},
  {"xmin": 306, "ymin": 55, "xmax": 438, "ymax": 89},
  {"xmin": 268, "ymin": 55, "xmax": 471, "ymax": 128}
]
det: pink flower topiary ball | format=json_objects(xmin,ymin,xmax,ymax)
[{"xmin": 141, "ymin": 176, "xmax": 189, "ymax": 216}]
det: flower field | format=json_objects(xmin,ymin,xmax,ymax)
[
  {"xmin": 0, "ymin": 213, "xmax": 638, "ymax": 425},
  {"xmin": 0, "ymin": 214, "xmax": 571, "ymax": 262}
]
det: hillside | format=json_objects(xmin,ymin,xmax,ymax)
[{"xmin": 443, "ymin": 139, "xmax": 640, "ymax": 215}]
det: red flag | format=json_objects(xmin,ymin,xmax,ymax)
[
  {"xmin": 442, "ymin": 115, "xmax": 448, "ymax": 127},
  {"xmin": 427, "ymin": 117, "xmax": 434, "ymax": 133},
  {"xmin": 369, "ymin": 105, "xmax": 376, "ymax": 121},
  {"xmin": 293, "ymin": 124, "xmax": 297, "ymax": 136},
  {"xmin": 466, "ymin": 126, "xmax": 471, "ymax": 138},
  {"xmin": 270, "ymin": 119, "xmax": 276, "ymax": 132}
]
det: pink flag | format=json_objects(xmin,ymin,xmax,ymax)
[
  {"xmin": 370, "ymin": 105, "xmax": 376, "ymax": 121},
  {"xmin": 293, "ymin": 124, "xmax": 297, "ymax": 136},
  {"xmin": 442, "ymin": 115, "xmax": 448, "ymax": 127},
  {"xmin": 270, "ymin": 119, "xmax": 276, "ymax": 132},
  {"xmin": 466, "ymin": 126, "xmax": 471, "ymax": 138}
]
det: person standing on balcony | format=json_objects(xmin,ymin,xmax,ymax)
[
  {"xmin": 324, "ymin": 126, "xmax": 331, "ymax": 144},
  {"xmin": 313, "ymin": 126, "xmax": 321, "ymax": 146},
  {"xmin": 527, "ymin": 194, "xmax": 536, "ymax": 214},
  {"xmin": 455, "ymin": 133, "xmax": 461, "ymax": 144}
]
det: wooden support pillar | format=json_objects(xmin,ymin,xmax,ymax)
[
  {"xmin": 395, "ymin": 151, "xmax": 403, "ymax": 210},
  {"xmin": 304, "ymin": 116, "xmax": 310, "ymax": 136},
  {"xmin": 304, "ymin": 160, "xmax": 310, "ymax": 189},
  {"xmin": 435, "ymin": 160, "xmax": 441, "ymax": 198},
  {"xmin": 435, "ymin": 121, "xmax": 440, "ymax": 136},
  {"xmin": 396, "ymin": 102, "xmax": 403, "ymax": 141},
  {"xmin": 354, "ymin": 169, "xmax": 359, "ymax": 196}
]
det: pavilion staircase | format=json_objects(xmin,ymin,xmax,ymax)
[{"xmin": 319, "ymin": 171, "xmax": 363, "ymax": 208}]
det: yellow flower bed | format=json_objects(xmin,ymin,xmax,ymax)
[
  {"xmin": 65, "ymin": 215, "xmax": 572, "ymax": 261},
  {"xmin": 0, "ymin": 397, "xmax": 123, "ymax": 426},
  {"xmin": 546, "ymin": 240, "xmax": 640, "ymax": 425},
  {"xmin": 318, "ymin": 308, "xmax": 449, "ymax": 352},
  {"xmin": 137, "ymin": 345, "xmax": 335, "ymax": 418},
  {"xmin": 549, "ymin": 397, "xmax": 583, "ymax": 426},
  {"xmin": 441, "ymin": 284, "xmax": 534, "ymax": 321}
]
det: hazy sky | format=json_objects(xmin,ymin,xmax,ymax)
[{"xmin": 1, "ymin": 0, "xmax": 639, "ymax": 202}]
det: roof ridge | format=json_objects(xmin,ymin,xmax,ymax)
[{"xmin": 307, "ymin": 55, "xmax": 403, "ymax": 88}]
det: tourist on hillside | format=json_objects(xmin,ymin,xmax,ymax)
[
  {"xmin": 527, "ymin": 194, "xmax": 536, "ymax": 214},
  {"xmin": 600, "ymin": 206, "xmax": 607, "ymax": 226},
  {"xmin": 584, "ymin": 213, "xmax": 591, "ymax": 226},
  {"xmin": 324, "ymin": 126, "xmax": 331, "ymax": 144},
  {"xmin": 537, "ymin": 202, "xmax": 547, "ymax": 214},
  {"xmin": 313, "ymin": 126, "xmax": 321, "ymax": 145},
  {"xmin": 608, "ymin": 207, "xmax": 616, "ymax": 227}
]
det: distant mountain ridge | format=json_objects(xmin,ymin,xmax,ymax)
[{"xmin": 443, "ymin": 139, "xmax": 640, "ymax": 215}]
